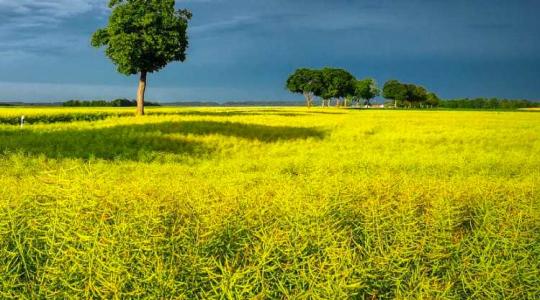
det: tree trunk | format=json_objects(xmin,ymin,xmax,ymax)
[
  {"xmin": 304, "ymin": 92, "xmax": 313, "ymax": 108},
  {"xmin": 136, "ymin": 71, "xmax": 147, "ymax": 116}
]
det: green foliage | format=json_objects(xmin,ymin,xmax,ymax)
[
  {"xmin": 426, "ymin": 92, "xmax": 440, "ymax": 107},
  {"xmin": 440, "ymin": 98, "xmax": 537, "ymax": 109},
  {"xmin": 63, "ymin": 99, "xmax": 161, "ymax": 107},
  {"xmin": 91, "ymin": 0, "xmax": 192, "ymax": 75},
  {"xmin": 286, "ymin": 69, "xmax": 323, "ymax": 107},
  {"xmin": 404, "ymin": 84, "xmax": 428, "ymax": 106},
  {"xmin": 382, "ymin": 80, "xmax": 537, "ymax": 110},
  {"xmin": 383, "ymin": 79, "xmax": 408, "ymax": 103},
  {"xmin": 320, "ymin": 68, "xmax": 355, "ymax": 100},
  {"xmin": 286, "ymin": 67, "xmax": 355, "ymax": 106},
  {"xmin": 0, "ymin": 107, "xmax": 539, "ymax": 298},
  {"xmin": 354, "ymin": 78, "xmax": 380, "ymax": 105},
  {"xmin": 383, "ymin": 80, "xmax": 434, "ymax": 107}
]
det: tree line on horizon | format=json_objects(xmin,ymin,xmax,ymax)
[
  {"xmin": 286, "ymin": 68, "xmax": 539, "ymax": 110},
  {"xmin": 63, "ymin": 99, "xmax": 161, "ymax": 107},
  {"xmin": 438, "ymin": 98, "xmax": 536, "ymax": 109},
  {"xmin": 286, "ymin": 68, "xmax": 440, "ymax": 108}
]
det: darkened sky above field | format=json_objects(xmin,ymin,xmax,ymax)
[{"xmin": 0, "ymin": 0, "xmax": 539, "ymax": 102}]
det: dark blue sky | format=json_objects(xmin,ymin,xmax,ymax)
[{"xmin": 0, "ymin": 0, "xmax": 539, "ymax": 102}]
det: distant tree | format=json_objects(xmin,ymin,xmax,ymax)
[
  {"xmin": 354, "ymin": 78, "xmax": 380, "ymax": 107},
  {"xmin": 313, "ymin": 83, "xmax": 328, "ymax": 107},
  {"xmin": 321, "ymin": 68, "xmax": 355, "ymax": 107},
  {"xmin": 91, "ymin": 0, "xmax": 192, "ymax": 116},
  {"xmin": 415, "ymin": 86, "xmax": 429, "ymax": 107},
  {"xmin": 91, "ymin": 100, "xmax": 109, "ymax": 107},
  {"xmin": 487, "ymin": 98, "xmax": 499, "ymax": 109},
  {"xmin": 439, "ymin": 97, "xmax": 536, "ymax": 109},
  {"xmin": 286, "ymin": 68, "xmax": 323, "ymax": 108},
  {"xmin": 63, "ymin": 100, "xmax": 78, "ymax": 107},
  {"xmin": 383, "ymin": 80, "xmax": 407, "ymax": 108},
  {"xmin": 343, "ymin": 94, "xmax": 354, "ymax": 108},
  {"xmin": 425, "ymin": 92, "xmax": 440, "ymax": 108},
  {"xmin": 62, "ymin": 99, "xmax": 160, "ymax": 107},
  {"xmin": 405, "ymin": 84, "xmax": 428, "ymax": 107},
  {"xmin": 111, "ymin": 98, "xmax": 134, "ymax": 107},
  {"xmin": 499, "ymin": 99, "xmax": 511, "ymax": 109}
]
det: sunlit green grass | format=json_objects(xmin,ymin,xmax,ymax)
[{"xmin": 0, "ymin": 107, "xmax": 539, "ymax": 298}]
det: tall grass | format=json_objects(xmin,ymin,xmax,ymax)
[{"xmin": 0, "ymin": 107, "xmax": 538, "ymax": 298}]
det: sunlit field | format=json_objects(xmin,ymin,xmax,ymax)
[{"xmin": 0, "ymin": 107, "xmax": 538, "ymax": 298}]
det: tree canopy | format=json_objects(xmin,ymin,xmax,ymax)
[
  {"xmin": 320, "ymin": 68, "xmax": 355, "ymax": 100},
  {"xmin": 383, "ymin": 80, "xmax": 407, "ymax": 102},
  {"xmin": 426, "ymin": 92, "xmax": 440, "ymax": 107},
  {"xmin": 285, "ymin": 69, "xmax": 446, "ymax": 109},
  {"xmin": 354, "ymin": 78, "xmax": 380, "ymax": 106},
  {"xmin": 439, "ymin": 98, "xmax": 536, "ymax": 109},
  {"xmin": 92, "ymin": 0, "xmax": 192, "ymax": 75},
  {"xmin": 91, "ymin": 0, "xmax": 191, "ymax": 115},
  {"xmin": 383, "ymin": 80, "xmax": 435, "ymax": 108},
  {"xmin": 286, "ymin": 67, "xmax": 355, "ymax": 107},
  {"xmin": 286, "ymin": 69, "xmax": 323, "ymax": 108},
  {"xmin": 405, "ymin": 84, "xmax": 428, "ymax": 105}
]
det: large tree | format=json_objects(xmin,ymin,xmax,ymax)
[
  {"xmin": 321, "ymin": 68, "xmax": 355, "ymax": 107},
  {"xmin": 286, "ymin": 68, "xmax": 323, "ymax": 108},
  {"xmin": 354, "ymin": 78, "xmax": 380, "ymax": 107},
  {"xmin": 91, "ymin": 0, "xmax": 192, "ymax": 115},
  {"xmin": 405, "ymin": 84, "xmax": 428, "ymax": 107},
  {"xmin": 425, "ymin": 92, "xmax": 440, "ymax": 108},
  {"xmin": 383, "ymin": 80, "xmax": 407, "ymax": 108}
]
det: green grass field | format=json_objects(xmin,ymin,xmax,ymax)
[{"xmin": 0, "ymin": 107, "xmax": 539, "ymax": 298}]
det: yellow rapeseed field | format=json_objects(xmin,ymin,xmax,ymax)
[{"xmin": 0, "ymin": 107, "xmax": 539, "ymax": 298}]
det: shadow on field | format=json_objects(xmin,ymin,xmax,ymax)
[
  {"xmin": 146, "ymin": 121, "xmax": 326, "ymax": 142},
  {"xmin": 147, "ymin": 109, "xmax": 346, "ymax": 118},
  {"xmin": 0, "ymin": 120, "xmax": 325, "ymax": 161},
  {"xmin": 148, "ymin": 110, "xmax": 304, "ymax": 118},
  {"xmin": 253, "ymin": 109, "xmax": 347, "ymax": 115},
  {"xmin": 0, "ymin": 125, "xmax": 209, "ymax": 161}
]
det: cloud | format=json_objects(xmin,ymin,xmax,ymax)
[
  {"xmin": 0, "ymin": 33, "xmax": 88, "ymax": 57},
  {"xmin": 0, "ymin": 0, "xmax": 106, "ymax": 27},
  {"xmin": 0, "ymin": 0, "xmax": 106, "ymax": 58},
  {"xmin": 189, "ymin": 10, "xmax": 389, "ymax": 40},
  {"xmin": 191, "ymin": 16, "xmax": 260, "ymax": 36}
]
